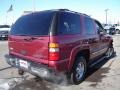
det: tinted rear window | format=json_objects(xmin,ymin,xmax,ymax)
[
  {"xmin": 10, "ymin": 11, "xmax": 54, "ymax": 36},
  {"xmin": 57, "ymin": 12, "xmax": 81, "ymax": 35}
]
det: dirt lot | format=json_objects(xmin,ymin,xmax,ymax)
[{"xmin": 0, "ymin": 35, "xmax": 120, "ymax": 90}]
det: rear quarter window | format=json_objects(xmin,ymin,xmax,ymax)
[{"xmin": 57, "ymin": 12, "xmax": 81, "ymax": 35}]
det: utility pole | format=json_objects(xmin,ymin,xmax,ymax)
[
  {"xmin": 5, "ymin": 13, "xmax": 8, "ymax": 24},
  {"xmin": 105, "ymin": 9, "xmax": 109, "ymax": 25},
  {"xmin": 33, "ymin": 0, "xmax": 36, "ymax": 12}
]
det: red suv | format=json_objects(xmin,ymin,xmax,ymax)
[{"xmin": 5, "ymin": 9, "xmax": 114, "ymax": 84}]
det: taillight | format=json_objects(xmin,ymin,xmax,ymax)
[{"xmin": 49, "ymin": 43, "xmax": 60, "ymax": 61}]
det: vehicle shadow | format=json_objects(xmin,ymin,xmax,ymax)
[
  {"xmin": 10, "ymin": 53, "xmax": 117, "ymax": 90},
  {"xmin": 0, "ymin": 66, "xmax": 12, "ymax": 71},
  {"xmin": 85, "ymin": 53, "xmax": 117, "ymax": 87},
  {"xmin": 11, "ymin": 77, "xmax": 61, "ymax": 90}
]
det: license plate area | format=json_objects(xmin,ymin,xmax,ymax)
[{"xmin": 19, "ymin": 59, "xmax": 29, "ymax": 69}]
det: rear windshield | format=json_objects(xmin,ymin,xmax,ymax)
[{"xmin": 10, "ymin": 11, "xmax": 54, "ymax": 36}]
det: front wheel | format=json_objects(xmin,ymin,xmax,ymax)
[
  {"xmin": 105, "ymin": 47, "xmax": 114, "ymax": 59},
  {"xmin": 70, "ymin": 56, "xmax": 87, "ymax": 85}
]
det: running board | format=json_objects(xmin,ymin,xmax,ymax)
[{"xmin": 89, "ymin": 56, "xmax": 106, "ymax": 68}]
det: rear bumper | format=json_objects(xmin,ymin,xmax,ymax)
[
  {"xmin": 5, "ymin": 54, "xmax": 56, "ymax": 79},
  {"xmin": 5, "ymin": 54, "xmax": 69, "ymax": 79}
]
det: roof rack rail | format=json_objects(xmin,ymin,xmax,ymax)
[
  {"xmin": 58, "ymin": 9, "xmax": 90, "ymax": 17},
  {"xmin": 58, "ymin": 9, "xmax": 70, "ymax": 11},
  {"xmin": 81, "ymin": 14, "xmax": 90, "ymax": 17},
  {"xmin": 59, "ymin": 9, "xmax": 80, "ymax": 14}
]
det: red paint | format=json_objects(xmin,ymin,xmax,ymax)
[{"xmin": 8, "ymin": 9, "xmax": 113, "ymax": 73}]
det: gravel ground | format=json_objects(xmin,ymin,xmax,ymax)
[{"xmin": 0, "ymin": 35, "xmax": 120, "ymax": 90}]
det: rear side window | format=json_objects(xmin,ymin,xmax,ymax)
[
  {"xmin": 57, "ymin": 12, "xmax": 81, "ymax": 35},
  {"xmin": 10, "ymin": 11, "xmax": 54, "ymax": 36},
  {"xmin": 84, "ymin": 17, "xmax": 95, "ymax": 35}
]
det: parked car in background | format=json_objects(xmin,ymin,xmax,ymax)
[
  {"xmin": 116, "ymin": 26, "xmax": 120, "ymax": 34},
  {"xmin": 0, "ymin": 25, "xmax": 10, "ymax": 40},
  {"xmin": 109, "ymin": 27, "xmax": 116, "ymax": 35},
  {"xmin": 5, "ymin": 9, "xmax": 114, "ymax": 85},
  {"xmin": 104, "ymin": 24, "xmax": 112, "ymax": 34}
]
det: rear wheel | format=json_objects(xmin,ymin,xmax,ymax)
[{"xmin": 70, "ymin": 56, "xmax": 87, "ymax": 85}]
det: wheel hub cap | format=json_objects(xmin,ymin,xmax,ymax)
[{"xmin": 76, "ymin": 62, "xmax": 85, "ymax": 80}]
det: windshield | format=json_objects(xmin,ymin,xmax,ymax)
[{"xmin": 10, "ymin": 11, "xmax": 55, "ymax": 36}]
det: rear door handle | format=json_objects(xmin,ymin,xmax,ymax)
[{"xmin": 89, "ymin": 38, "xmax": 98, "ymax": 43}]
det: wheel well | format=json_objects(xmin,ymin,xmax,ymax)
[
  {"xmin": 109, "ymin": 40, "xmax": 113, "ymax": 47},
  {"xmin": 70, "ymin": 49, "xmax": 90, "ymax": 72},
  {"xmin": 76, "ymin": 49, "xmax": 90, "ymax": 64}
]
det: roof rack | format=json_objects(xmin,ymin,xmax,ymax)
[
  {"xmin": 81, "ymin": 13, "xmax": 90, "ymax": 17},
  {"xmin": 58, "ymin": 9, "xmax": 90, "ymax": 17},
  {"xmin": 58, "ymin": 9, "xmax": 70, "ymax": 11}
]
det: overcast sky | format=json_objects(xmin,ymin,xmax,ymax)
[{"xmin": 0, "ymin": 0, "xmax": 120, "ymax": 25}]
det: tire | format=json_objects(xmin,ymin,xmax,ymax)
[
  {"xmin": 105, "ymin": 47, "xmax": 114, "ymax": 59},
  {"xmin": 118, "ymin": 30, "xmax": 120, "ymax": 34},
  {"xmin": 18, "ymin": 69, "xmax": 24, "ymax": 75},
  {"xmin": 116, "ymin": 30, "xmax": 119, "ymax": 34},
  {"xmin": 71, "ymin": 56, "xmax": 87, "ymax": 85},
  {"xmin": 116, "ymin": 29, "xmax": 120, "ymax": 34}
]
